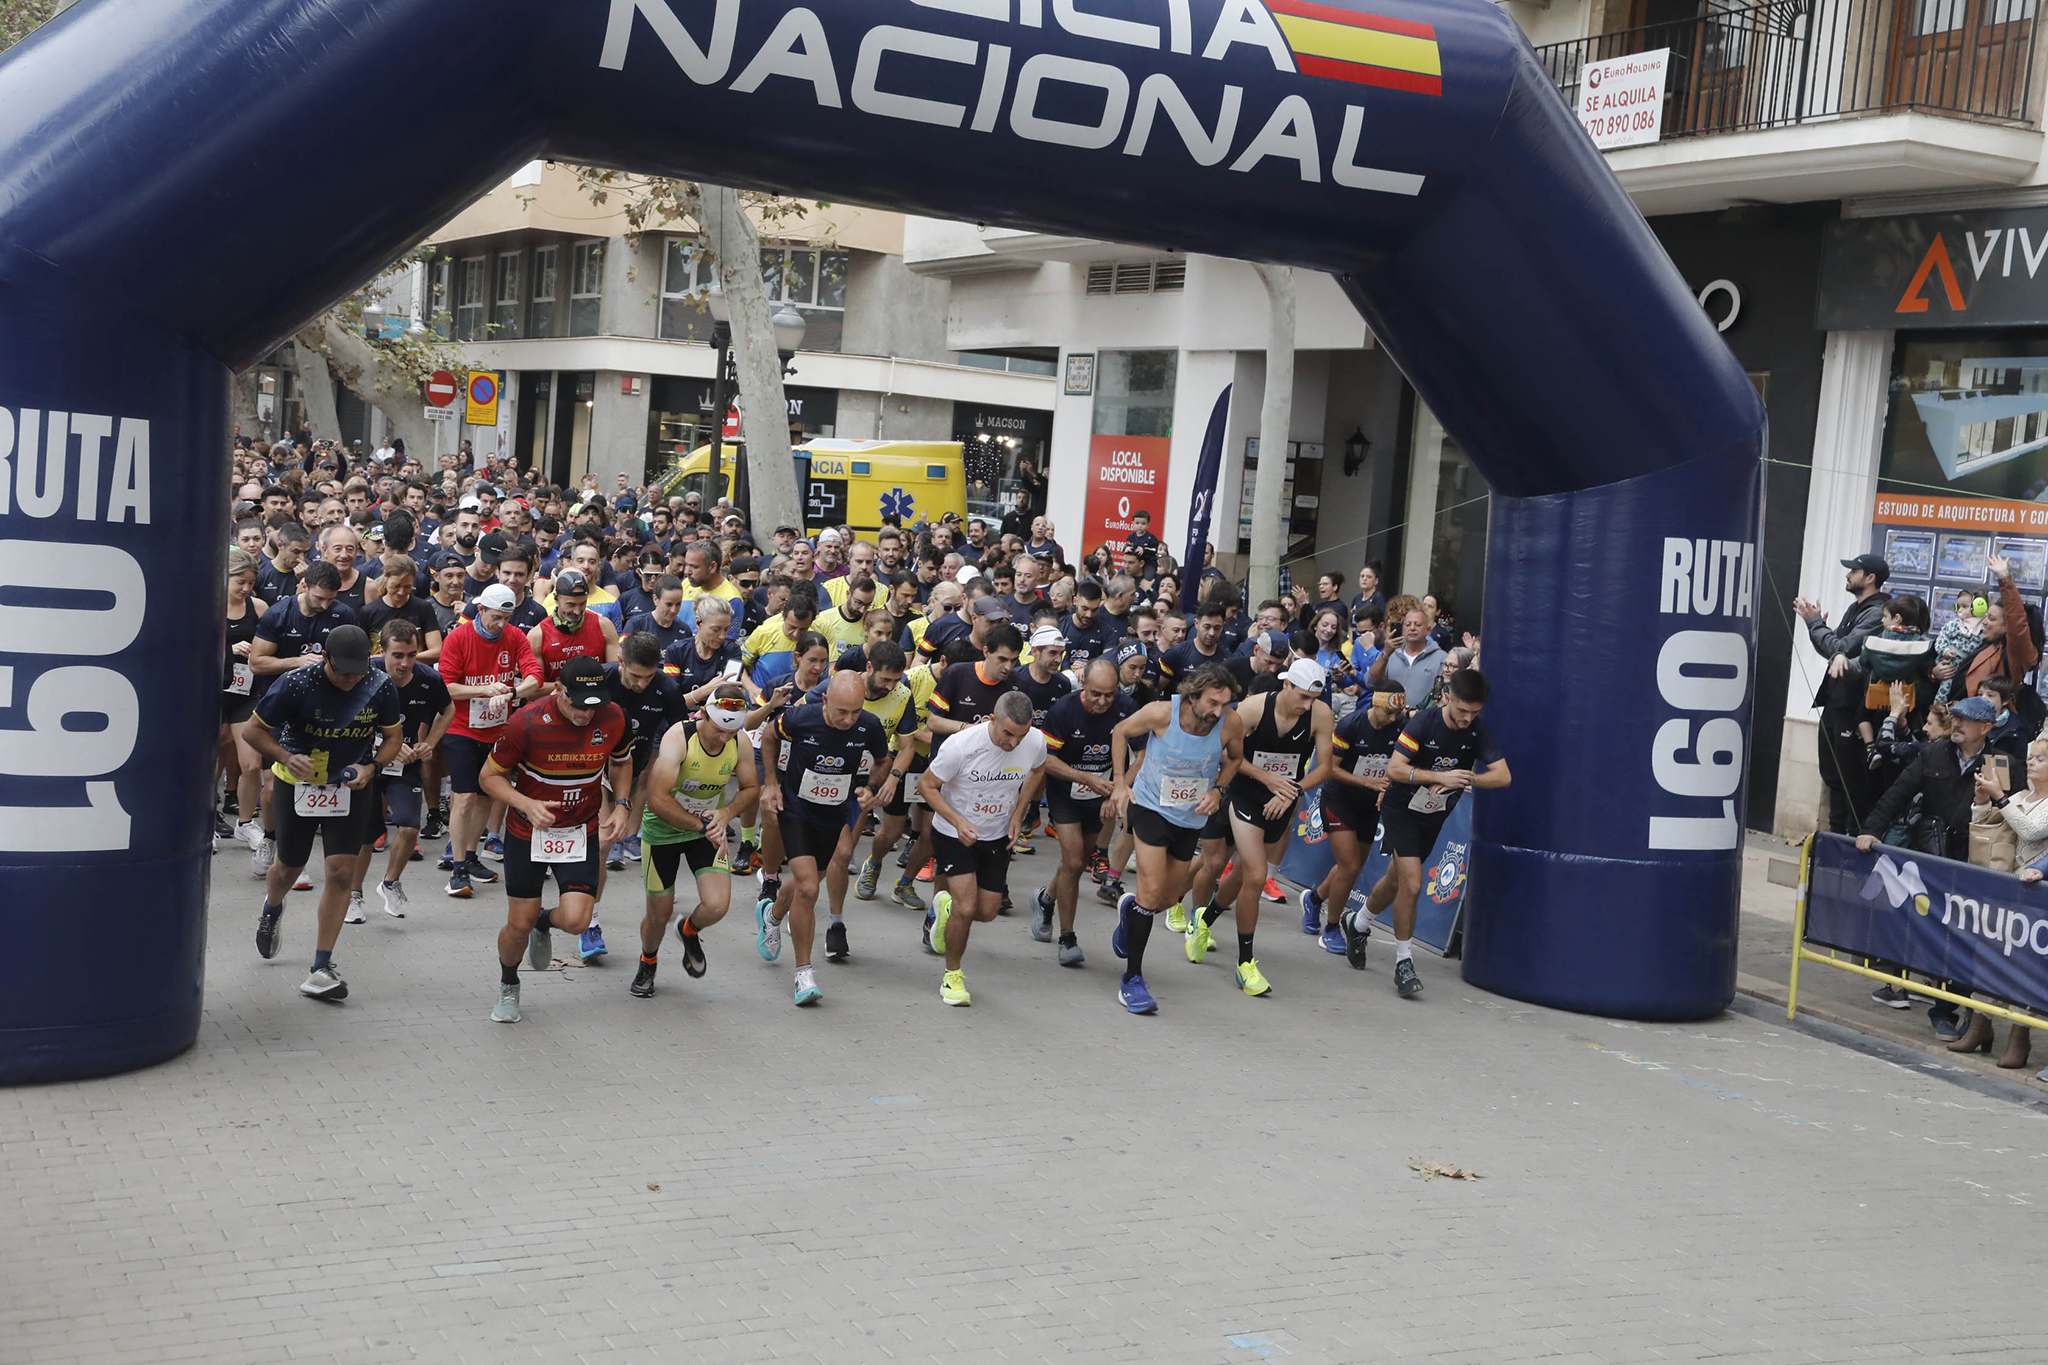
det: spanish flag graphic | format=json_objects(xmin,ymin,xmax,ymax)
[{"xmin": 1265, "ymin": 0, "xmax": 1443, "ymax": 96}]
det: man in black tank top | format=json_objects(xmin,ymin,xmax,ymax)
[{"xmin": 1186, "ymin": 660, "xmax": 1334, "ymax": 999}]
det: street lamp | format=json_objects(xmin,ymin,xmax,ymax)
[
  {"xmin": 772, "ymin": 302, "xmax": 807, "ymax": 368},
  {"xmin": 705, "ymin": 279, "xmax": 735, "ymax": 500}
]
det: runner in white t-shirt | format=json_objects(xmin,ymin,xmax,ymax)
[{"xmin": 917, "ymin": 691, "xmax": 1048, "ymax": 1006}]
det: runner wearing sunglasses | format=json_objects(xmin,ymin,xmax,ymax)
[{"xmin": 633, "ymin": 683, "xmax": 759, "ymax": 998}]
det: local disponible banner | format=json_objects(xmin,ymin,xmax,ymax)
[
  {"xmin": 1806, "ymin": 833, "xmax": 2048, "ymax": 1016},
  {"xmin": 1082, "ymin": 434, "xmax": 1170, "ymax": 567},
  {"xmin": 1276, "ymin": 787, "xmax": 1470, "ymax": 955},
  {"xmin": 1575, "ymin": 48, "xmax": 1670, "ymax": 151}
]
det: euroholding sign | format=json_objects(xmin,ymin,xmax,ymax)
[{"xmin": 1818, "ymin": 206, "xmax": 2048, "ymax": 330}]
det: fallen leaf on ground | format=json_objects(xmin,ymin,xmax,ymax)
[
  {"xmin": 647, "ymin": 1182, "xmax": 660, "ymax": 1192},
  {"xmin": 1409, "ymin": 1158, "xmax": 1484, "ymax": 1181}
]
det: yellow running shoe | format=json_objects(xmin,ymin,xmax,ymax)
[
  {"xmin": 1236, "ymin": 958, "xmax": 1272, "ymax": 997},
  {"xmin": 940, "ymin": 968, "xmax": 970, "ymax": 1006},
  {"xmin": 1164, "ymin": 900, "xmax": 1189, "ymax": 934},
  {"xmin": 1185, "ymin": 913, "xmax": 1212, "ymax": 964},
  {"xmin": 931, "ymin": 890, "xmax": 952, "ymax": 959}
]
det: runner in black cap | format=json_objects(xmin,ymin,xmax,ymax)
[
  {"xmin": 244, "ymin": 624, "xmax": 403, "ymax": 1003},
  {"xmin": 479, "ymin": 656, "xmax": 635, "ymax": 1022}
]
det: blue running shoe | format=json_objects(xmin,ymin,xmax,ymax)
[
  {"xmin": 579, "ymin": 925, "xmax": 607, "ymax": 961},
  {"xmin": 482, "ymin": 832, "xmax": 505, "ymax": 862},
  {"xmin": 1320, "ymin": 922, "xmax": 1347, "ymax": 955},
  {"xmin": 1118, "ymin": 975, "xmax": 1158, "ymax": 1014},
  {"xmin": 622, "ymin": 834, "xmax": 642, "ymax": 863},
  {"xmin": 437, "ymin": 840, "xmax": 455, "ymax": 871},
  {"xmin": 1300, "ymin": 885, "xmax": 1322, "ymax": 935},
  {"xmin": 463, "ymin": 853, "xmax": 498, "ymax": 884},
  {"xmin": 756, "ymin": 896, "xmax": 782, "ymax": 961}
]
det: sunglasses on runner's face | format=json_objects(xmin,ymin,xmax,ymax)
[{"xmin": 705, "ymin": 696, "xmax": 748, "ymax": 713}]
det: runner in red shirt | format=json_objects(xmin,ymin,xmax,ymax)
[
  {"xmin": 437, "ymin": 583, "xmax": 541, "ymax": 896},
  {"xmin": 526, "ymin": 566, "xmax": 625, "ymax": 956},
  {"xmin": 480, "ymin": 657, "xmax": 635, "ymax": 1023},
  {"xmin": 527, "ymin": 568, "xmax": 620, "ymax": 694}
]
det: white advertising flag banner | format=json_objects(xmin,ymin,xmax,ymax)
[{"xmin": 1576, "ymin": 49, "xmax": 1671, "ymax": 151}]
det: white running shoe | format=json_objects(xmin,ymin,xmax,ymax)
[
  {"xmin": 379, "ymin": 881, "xmax": 409, "ymax": 918},
  {"xmin": 293, "ymin": 868, "xmax": 314, "ymax": 892},
  {"xmin": 236, "ymin": 820, "xmax": 264, "ymax": 851},
  {"xmin": 344, "ymin": 892, "xmax": 366, "ymax": 924},
  {"xmin": 299, "ymin": 964, "xmax": 348, "ymax": 1001},
  {"xmin": 252, "ymin": 838, "xmax": 276, "ymax": 878}
]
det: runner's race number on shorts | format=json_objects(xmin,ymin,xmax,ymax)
[
  {"xmin": 532, "ymin": 824, "xmax": 589, "ymax": 863},
  {"xmin": 1408, "ymin": 784, "xmax": 1449, "ymax": 815},
  {"xmin": 294, "ymin": 783, "xmax": 350, "ymax": 817},
  {"xmin": 227, "ymin": 663, "xmax": 253, "ymax": 696}
]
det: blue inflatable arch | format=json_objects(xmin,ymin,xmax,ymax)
[{"xmin": 0, "ymin": 0, "xmax": 1763, "ymax": 1082}]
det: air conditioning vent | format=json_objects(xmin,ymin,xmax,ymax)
[{"xmin": 1085, "ymin": 258, "xmax": 1187, "ymax": 296}]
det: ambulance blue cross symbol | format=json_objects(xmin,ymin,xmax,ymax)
[{"xmin": 881, "ymin": 487, "xmax": 914, "ymax": 521}]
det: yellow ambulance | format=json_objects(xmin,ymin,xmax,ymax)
[{"xmin": 661, "ymin": 439, "xmax": 967, "ymax": 537}]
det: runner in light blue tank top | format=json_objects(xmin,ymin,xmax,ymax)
[
  {"xmin": 1130, "ymin": 696, "xmax": 1226, "ymax": 829},
  {"xmin": 1108, "ymin": 662, "xmax": 1244, "ymax": 1017}
]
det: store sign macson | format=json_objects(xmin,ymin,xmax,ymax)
[{"xmin": 601, "ymin": 0, "xmax": 1429, "ymax": 196}]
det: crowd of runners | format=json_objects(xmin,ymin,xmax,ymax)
[{"xmin": 221, "ymin": 436, "xmax": 1508, "ymax": 1020}]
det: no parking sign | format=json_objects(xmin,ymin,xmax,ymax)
[{"xmin": 465, "ymin": 371, "xmax": 500, "ymax": 426}]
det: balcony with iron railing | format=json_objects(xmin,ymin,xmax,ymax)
[{"xmin": 1531, "ymin": 0, "xmax": 2047, "ymax": 210}]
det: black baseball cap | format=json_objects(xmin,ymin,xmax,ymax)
[
  {"xmin": 1841, "ymin": 553, "xmax": 1890, "ymax": 581},
  {"xmin": 323, "ymin": 625, "xmax": 372, "ymax": 675},
  {"xmin": 554, "ymin": 568, "xmax": 589, "ymax": 597},
  {"xmin": 476, "ymin": 530, "xmax": 509, "ymax": 565},
  {"xmin": 559, "ymin": 656, "xmax": 607, "ymax": 708}
]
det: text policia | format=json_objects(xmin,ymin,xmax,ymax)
[
  {"xmin": 0, "ymin": 405, "xmax": 155, "ymax": 853},
  {"xmin": 601, "ymin": 0, "xmax": 1428, "ymax": 198}
]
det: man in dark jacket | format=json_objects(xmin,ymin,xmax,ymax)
[
  {"xmin": 1796, "ymin": 553, "xmax": 1890, "ymax": 834},
  {"xmin": 1857, "ymin": 694, "xmax": 1998, "ymax": 860}
]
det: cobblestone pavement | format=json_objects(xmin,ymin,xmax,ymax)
[{"xmin": 7, "ymin": 845, "xmax": 2048, "ymax": 1364}]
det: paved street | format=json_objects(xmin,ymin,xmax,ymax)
[{"xmin": 7, "ymin": 845, "xmax": 2048, "ymax": 1365}]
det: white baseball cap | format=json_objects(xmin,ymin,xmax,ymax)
[
  {"xmin": 1029, "ymin": 626, "xmax": 1064, "ymax": 649},
  {"xmin": 475, "ymin": 584, "xmax": 516, "ymax": 612},
  {"xmin": 955, "ymin": 565, "xmax": 979, "ymax": 585},
  {"xmin": 817, "ymin": 528, "xmax": 842, "ymax": 544},
  {"xmin": 1283, "ymin": 658, "xmax": 1328, "ymax": 693}
]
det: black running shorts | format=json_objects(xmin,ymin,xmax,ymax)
[
  {"xmin": 273, "ymin": 784, "xmax": 373, "ymax": 867},
  {"xmin": 1378, "ymin": 804, "xmax": 1448, "ymax": 860},
  {"xmin": 932, "ymin": 828, "xmax": 1012, "ymax": 893},
  {"xmin": 1129, "ymin": 803, "xmax": 1202, "ymax": 863},
  {"xmin": 778, "ymin": 811, "xmax": 850, "ymax": 867},
  {"xmin": 504, "ymin": 823, "xmax": 602, "ymax": 900},
  {"xmin": 442, "ymin": 733, "xmax": 494, "ymax": 795}
]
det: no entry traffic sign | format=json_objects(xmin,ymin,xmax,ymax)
[{"xmin": 425, "ymin": 369, "xmax": 458, "ymax": 407}]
